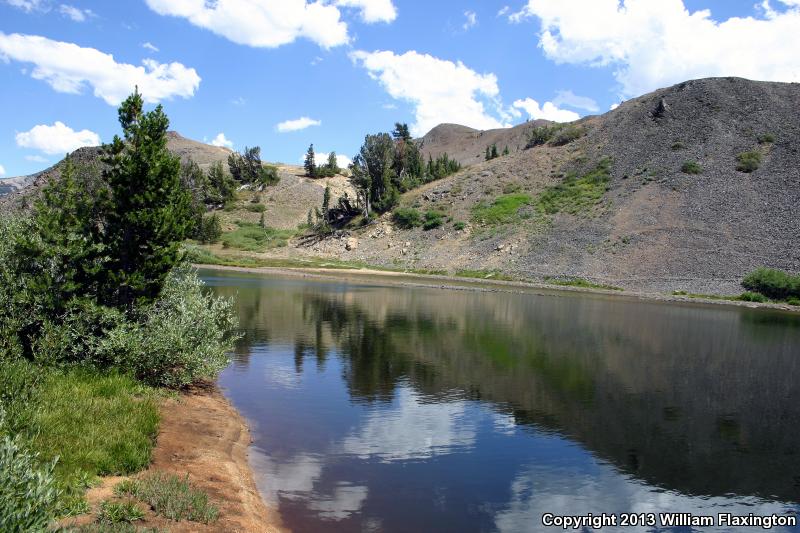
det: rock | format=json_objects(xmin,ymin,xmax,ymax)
[
  {"xmin": 345, "ymin": 238, "xmax": 358, "ymax": 251},
  {"xmin": 496, "ymin": 244, "xmax": 505, "ymax": 251}
]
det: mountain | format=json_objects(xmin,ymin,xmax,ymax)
[
  {"xmin": 0, "ymin": 132, "xmax": 233, "ymax": 210},
  {"xmin": 303, "ymin": 77, "xmax": 800, "ymax": 295}
]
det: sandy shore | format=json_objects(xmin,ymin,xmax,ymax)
[
  {"xmin": 198, "ymin": 263, "xmax": 800, "ymax": 314},
  {"xmin": 61, "ymin": 384, "xmax": 286, "ymax": 532}
]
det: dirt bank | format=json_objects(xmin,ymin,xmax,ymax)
[
  {"xmin": 61, "ymin": 384, "xmax": 285, "ymax": 532},
  {"xmin": 198, "ymin": 263, "xmax": 800, "ymax": 314}
]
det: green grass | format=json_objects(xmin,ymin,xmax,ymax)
[
  {"xmin": 472, "ymin": 193, "xmax": 533, "ymax": 225},
  {"xmin": 422, "ymin": 211, "xmax": 445, "ymax": 230},
  {"xmin": 545, "ymin": 277, "xmax": 623, "ymax": 291},
  {"xmin": 244, "ymin": 204, "xmax": 266, "ymax": 213},
  {"xmin": 534, "ymin": 158, "xmax": 612, "ymax": 216},
  {"xmin": 681, "ymin": 161, "xmax": 701, "ymax": 174},
  {"xmin": 757, "ymin": 133, "xmax": 775, "ymax": 144},
  {"xmin": 221, "ymin": 221, "xmax": 295, "ymax": 252},
  {"xmin": 736, "ymin": 150, "xmax": 762, "ymax": 173},
  {"xmin": 453, "ymin": 221, "xmax": 466, "ymax": 231},
  {"xmin": 672, "ymin": 290, "xmax": 767, "ymax": 303},
  {"xmin": 455, "ymin": 269, "xmax": 515, "ymax": 281},
  {"xmin": 115, "ymin": 473, "xmax": 219, "ymax": 524},
  {"xmin": 97, "ymin": 499, "xmax": 146, "ymax": 524}
]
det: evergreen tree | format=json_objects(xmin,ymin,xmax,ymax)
[
  {"xmin": 491, "ymin": 144, "xmax": 499, "ymax": 159},
  {"xmin": 206, "ymin": 161, "xmax": 236, "ymax": 206},
  {"xmin": 392, "ymin": 122, "xmax": 412, "ymax": 142},
  {"xmin": 305, "ymin": 144, "xmax": 317, "ymax": 177},
  {"xmin": 259, "ymin": 211, "xmax": 266, "ymax": 228},
  {"xmin": 322, "ymin": 185, "xmax": 331, "ymax": 219},
  {"xmin": 100, "ymin": 88, "xmax": 192, "ymax": 311},
  {"xmin": 485, "ymin": 146, "xmax": 491, "ymax": 161},
  {"xmin": 327, "ymin": 152, "xmax": 339, "ymax": 173},
  {"xmin": 502, "ymin": 145, "xmax": 509, "ymax": 156}
]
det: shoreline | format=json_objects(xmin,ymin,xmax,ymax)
[
  {"xmin": 61, "ymin": 384, "xmax": 285, "ymax": 533},
  {"xmin": 197, "ymin": 263, "xmax": 800, "ymax": 314}
]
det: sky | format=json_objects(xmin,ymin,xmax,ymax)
[{"xmin": 1, "ymin": 0, "xmax": 800, "ymax": 177}]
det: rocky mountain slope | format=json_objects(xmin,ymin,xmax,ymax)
[
  {"xmin": 418, "ymin": 121, "xmax": 548, "ymax": 166},
  {"xmin": 301, "ymin": 77, "xmax": 800, "ymax": 295}
]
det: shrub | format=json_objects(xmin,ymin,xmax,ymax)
[
  {"xmin": 115, "ymin": 472, "xmax": 218, "ymax": 523},
  {"xmin": 423, "ymin": 211, "xmax": 445, "ymax": 230},
  {"xmin": 757, "ymin": 133, "xmax": 775, "ymax": 144},
  {"xmin": 549, "ymin": 125, "xmax": 586, "ymax": 146},
  {"xmin": 787, "ymin": 297, "xmax": 800, "ymax": 306},
  {"xmin": 742, "ymin": 267, "xmax": 800, "ymax": 301},
  {"xmin": 736, "ymin": 151, "xmax": 762, "ymax": 173},
  {"xmin": 472, "ymin": 193, "xmax": 533, "ymax": 225},
  {"xmin": 738, "ymin": 291, "xmax": 767, "ymax": 303},
  {"xmin": 392, "ymin": 208, "xmax": 423, "ymax": 229},
  {"xmin": 681, "ymin": 161, "xmax": 701, "ymax": 174},
  {"xmin": 245, "ymin": 204, "xmax": 266, "ymax": 213},
  {"xmin": 671, "ymin": 141, "xmax": 685, "ymax": 151},
  {"xmin": 453, "ymin": 221, "xmax": 466, "ymax": 231},
  {"xmin": 526, "ymin": 125, "xmax": 559, "ymax": 148},
  {"xmin": 103, "ymin": 267, "xmax": 240, "ymax": 388},
  {"xmin": 0, "ymin": 436, "xmax": 60, "ymax": 533},
  {"xmin": 534, "ymin": 158, "xmax": 612, "ymax": 216}
]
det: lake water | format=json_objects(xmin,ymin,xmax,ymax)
[{"xmin": 203, "ymin": 269, "xmax": 800, "ymax": 532}]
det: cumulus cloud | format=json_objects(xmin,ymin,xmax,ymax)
[
  {"xmin": 16, "ymin": 121, "xmax": 101, "ymax": 154},
  {"xmin": 142, "ymin": 41, "xmax": 159, "ymax": 53},
  {"xmin": 210, "ymin": 132, "xmax": 233, "ymax": 149},
  {"xmin": 319, "ymin": 152, "xmax": 352, "ymax": 169},
  {"xmin": 0, "ymin": 32, "xmax": 201, "ymax": 105},
  {"xmin": 497, "ymin": 6, "xmax": 510, "ymax": 17},
  {"xmin": 0, "ymin": 164, "xmax": 5, "ymax": 176},
  {"xmin": 59, "ymin": 4, "xmax": 93, "ymax": 22},
  {"xmin": 552, "ymin": 89, "xmax": 599, "ymax": 112},
  {"xmin": 463, "ymin": 10, "xmax": 477, "ymax": 30},
  {"xmin": 351, "ymin": 49, "xmax": 509, "ymax": 136},
  {"xmin": 144, "ymin": 0, "xmax": 350, "ymax": 49},
  {"xmin": 512, "ymin": 98, "xmax": 580, "ymax": 122},
  {"xmin": 336, "ymin": 0, "xmax": 396, "ymax": 23},
  {"xmin": 25, "ymin": 154, "xmax": 49, "ymax": 163},
  {"xmin": 515, "ymin": 0, "xmax": 800, "ymax": 98},
  {"xmin": 277, "ymin": 116, "xmax": 321, "ymax": 132}
]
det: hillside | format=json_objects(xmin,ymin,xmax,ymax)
[{"xmin": 293, "ymin": 77, "xmax": 799, "ymax": 295}]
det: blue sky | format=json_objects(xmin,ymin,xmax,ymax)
[{"xmin": 1, "ymin": 0, "xmax": 799, "ymax": 177}]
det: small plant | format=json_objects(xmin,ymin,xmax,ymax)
[
  {"xmin": 453, "ymin": 221, "xmax": 466, "ymax": 231},
  {"xmin": 742, "ymin": 267, "xmax": 800, "ymax": 301},
  {"xmin": 422, "ymin": 211, "xmax": 445, "ymax": 230},
  {"xmin": 671, "ymin": 141, "xmax": 685, "ymax": 151},
  {"xmin": 786, "ymin": 297, "xmax": 800, "ymax": 306},
  {"xmin": 245, "ymin": 203, "xmax": 266, "ymax": 213},
  {"xmin": 502, "ymin": 183, "xmax": 522, "ymax": 194},
  {"xmin": 0, "ymin": 436, "xmax": 60, "ymax": 532},
  {"xmin": 736, "ymin": 151, "xmax": 762, "ymax": 173},
  {"xmin": 757, "ymin": 133, "xmax": 775, "ymax": 144},
  {"xmin": 681, "ymin": 161, "xmax": 701, "ymax": 174},
  {"xmin": 550, "ymin": 124, "xmax": 586, "ymax": 146},
  {"xmin": 116, "ymin": 472, "xmax": 219, "ymax": 524},
  {"xmin": 737, "ymin": 291, "xmax": 767, "ymax": 303},
  {"xmin": 472, "ymin": 193, "xmax": 533, "ymax": 225},
  {"xmin": 392, "ymin": 207, "xmax": 423, "ymax": 229},
  {"xmin": 97, "ymin": 499, "xmax": 146, "ymax": 523}
]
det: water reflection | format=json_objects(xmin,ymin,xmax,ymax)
[{"xmin": 206, "ymin": 271, "xmax": 800, "ymax": 532}]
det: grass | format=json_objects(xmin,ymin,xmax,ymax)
[
  {"xmin": 115, "ymin": 473, "xmax": 219, "ymax": 524},
  {"xmin": 757, "ymin": 133, "xmax": 775, "ymax": 144},
  {"xmin": 681, "ymin": 161, "xmax": 701, "ymax": 174},
  {"xmin": 97, "ymin": 499, "xmax": 146, "ymax": 524},
  {"xmin": 392, "ymin": 207, "xmax": 422, "ymax": 229},
  {"xmin": 736, "ymin": 150, "xmax": 762, "ymax": 173},
  {"xmin": 221, "ymin": 221, "xmax": 295, "ymax": 252},
  {"xmin": 672, "ymin": 290, "xmax": 767, "ymax": 303},
  {"xmin": 545, "ymin": 277, "xmax": 623, "ymax": 291},
  {"xmin": 244, "ymin": 204, "xmax": 266, "ymax": 213},
  {"xmin": 534, "ymin": 158, "xmax": 612, "ymax": 216},
  {"xmin": 472, "ymin": 193, "xmax": 533, "ymax": 225},
  {"xmin": 455, "ymin": 269, "xmax": 515, "ymax": 281},
  {"xmin": 423, "ymin": 211, "xmax": 445, "ymax": 230},
  {"xmin": 453, "ymin": 221, "xmax": 466, "ymax": 231}
]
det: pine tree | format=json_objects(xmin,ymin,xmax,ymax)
[
  {"xmin": 259, "ymin": 211, "xmax": 266, "ymax": 228},
  {"xmin": 327, "ymin": 152, "xmax": 339, "ymax": 173},
  {"xmin": 485, "ymin": 146, "xmax": 491, "ymax": 161},
  {"xmin": 502, "ymin": 145, "xmax": 509, "ymax": 156},
  {"xmin": 322, "ymin": 184, "xmax": 331, "ymax": 221},
  {"xmin": 491, "ymin": 144, "xmax": 499, "ymax": 159},
  {"xmin": 100, "ymin": 88, "xmax": 192, "ymax": 311},
  {"xmin": 304, "ymin": 144, "xmax": 316, "ymax": 177},
  {"xmin": 392, "ymin": 122, "xmax": 412, "ymax": 142}
]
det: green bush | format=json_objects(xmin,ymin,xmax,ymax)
[
  {"xmin": 757, "ymin": 133, "xmax": 775, "ymax": 144},
  {"xmin": 245, "ymin": 204, "xmax": 266, "ymax": 213},
  {"xmin": 738, "ymin": 291, "xmax": 767, "ymax": 303},
  {"xmin": 671, "ymin": 141, "xmax": 685, "ymax": 151},
  {"xmin": 549, "ymin": 125, "xmax": 586, "ymax": 146},
  {"xmin": 0, "ymin": 436, "xmax": 60, "ymax": 533},
  {"xmin": 736, "ymin": 151, "xmax": 762, "ymax": 173},
  {"xmin": 422, "ymin": 211, "xmax": 445, "ymax": 230},
  {"xmin": 681, "ymin": 161, "xmax": 701, "ymax": 174},
  {"xmin": 103, "ymin": 267, "xmax": 240, "ymax": 388},
  {"xmin": 786, "ymin": 297, "xmax": 800, "ymax": 306},
  {"xmin": 742, "ymin": 267, "xmax": 800, "ymax": 301},
  {"xmin": 534, "ymin": 158, "xmax": 612, "ymax": 216},
  {"xmin": 97, "ymin": 499, "xmax": 145, "ymax": 524},
  {"xmin": 453, "ymin": 221, "xmax": 466, "ymax": 231},
  {"xmin": 392, "ymin": 208, "xmax": 423, "ymax": 229}
]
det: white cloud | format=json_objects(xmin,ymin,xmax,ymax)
[
  {"xmin": 25, "ymin": 154, "xmax": 49, "ymax": 162},
  {"xmin": 277, "ymin": 116, "xmax": 321, "ymax": 132},
  {"xmin": 0, "ymin": 32, "xmax": 201, "ymax": 105},
  {"xmin": 59, "ymin": 4, "xmax": 93, "ymax": 22},
  {"xmin": 142, "ymin": 41, "xmax": 159, "ymax": 53},
  {"xmin": 351, "ymin": 49, "xmax": 509, "ymax": 136},
  {"xmin": 4, "ymin": 0, "xmax": 47, "ymax": 12},
  {"xmin": 610, "ymin": 102, "xmax": 620, "ymax": 110},
  {"xmin": 336, "ymin": 0, "xmax": 396, "ymax": 23},
  {"xmin": 552, "ymin": 89, "xmax": 599, "ymax": 112},
  {"xmin": 16, "ymin": 121, "xmax": 100, "ymax": 155},
  {"xmin": 144, "ymin": 0, "xmax": 350, "ymax": 49},
  {"xmin": 231, "ymin": 96, "xmax": 246, "ymax": 106},
  {"xmin": 463, "ymin": 10, "xmax": 477, "ymax": 30},
  {"xmin": 297, "ymin": 151, "xmax": 352, "ymax": 169},
  {"xmin": 517, "ymin": 0, "xmax": 800, "ymax": 98},
  {"xmin": 0, "ymin": 164, "xmax": 5, "ymax": 176},
  {"xmin": 210, "ymin": 132, "xmax": 233, "ymax": 149},
  {"xmin": 497, "ymin": 6, "xmax": 510, "ymax": 17},
  {"xmin": 513, "ymin": 98, "xmax": 580, "ymax": 122}
]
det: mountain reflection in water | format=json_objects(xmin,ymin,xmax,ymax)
[{"xmin": 205, "ymin": 270, "xmax": 800, "ymax": 532}]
